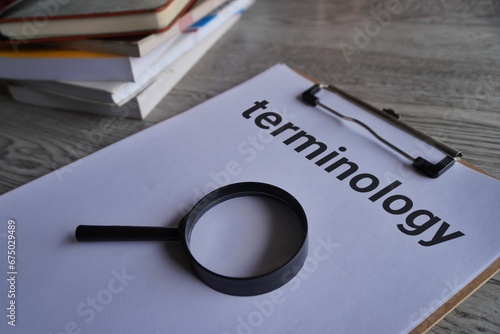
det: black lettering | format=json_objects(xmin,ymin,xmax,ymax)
[
  {"xmin": 324, "ymin": 157, "xmax": 359, "ymax": 180},
  {"xmin": 350, "ymin": 173, "xmax": 380, "ymax": 192},
  {"xmin": 383, "ymin": 195, "xmax": 413, "ymax": 215},
  {"xmin": 283, "ymin": 131, "xmax": 328, "ymax": 160},
  {"xmin": 397, "ymin": 209, "xmax": 441, "ymax": 235},
  {"xmin": 270, "ymin": 122, "xmax": 299, "ymax": 137},
  {"xmin": 315, "ymin": 147, "xmax": 346, "ymax": 167},
  {"xmin": 255, "ymin": 112, "xmax": 282, "ymax": 129},
  {"xmin": 242, "ymin": 100, "xmax": 269, "ymax": 119},
  {"xmin": 369, "ymin": 180, "xmax": 402, "ymax": 202},
  {"xmin": 418, "ymin": 222, "xmax": 465, "ymax": 246},
  {"xmin": 241, "ymin": 100, "xmax": 463, "ymax": 246}
]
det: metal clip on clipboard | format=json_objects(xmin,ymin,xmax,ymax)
[{"xmin": 301, "ymin": 84, "xmax": 462, "ymax": 178}]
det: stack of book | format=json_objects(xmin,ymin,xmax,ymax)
[{"xmin": 0, "ymin": 0, "xmax": 254, "ymax": 119}]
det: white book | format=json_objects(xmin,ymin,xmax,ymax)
[
  {"xmin": 8, "ymin": 15, "xmax": 241, "ymax": 119},
  {"xmin": 0, "ymin": 30, "xmax": 181, "ymax": 82},
  {"xmin": 0, "ymin": 0, "xmax": 192, "ymax": 40}
]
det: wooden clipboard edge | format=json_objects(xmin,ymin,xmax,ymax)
[
  {"xmin": 290, "ymin": 66, "xmax": 500, "ymax": 334},
  {"xmin": 411, "ymin": 160, "xmax": 499, "ymax": 334},
  {"xmin": 410, "ymin": 258, "xmax": 500, "ymax": 334}
]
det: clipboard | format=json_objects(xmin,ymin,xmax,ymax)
[
  {"xmin": 0, "ymin": 64, "xmax": 498, "ymax": 334},
  {"xmin": 292, "ymin": 68, "xmax": 500, "ymax": 333}
]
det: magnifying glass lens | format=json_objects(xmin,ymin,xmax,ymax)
[{"xmin": 189, "ymin": 196, "xmax": 305, "ymax": 278}]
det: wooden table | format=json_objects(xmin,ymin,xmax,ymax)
[{"xmin": 0, "ymin": 0, "xmax": 498, "ymax": 332}]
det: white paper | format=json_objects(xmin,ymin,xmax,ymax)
[{"xmin": 0, "ymin": 65, "xmax": 499, "ymax": 334}]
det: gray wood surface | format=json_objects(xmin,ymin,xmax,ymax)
[{"xmin": 0, "ymin": 0, "xmax": 499, "ymax": 332}]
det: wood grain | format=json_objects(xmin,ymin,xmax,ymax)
[{"xmin": 0, "ymin": 0, "xmax": 498, "ymax": 332}]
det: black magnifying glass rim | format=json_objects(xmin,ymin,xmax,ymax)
[{"xmin": 178, "ymin": 182, "xmax": 309, "ymax": 296}]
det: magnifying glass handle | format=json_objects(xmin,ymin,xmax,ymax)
[{"xmin": 75, "ymin": 225, "xmax": 180, "ymax": 242}]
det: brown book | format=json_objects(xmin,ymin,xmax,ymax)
[
  {"xmin": 0, "ymin": 0, "xmax": 195, "ymax": 41},
  {"xmin": 44, "ymin": 0, "xmax": 234, "ymax": 57}
]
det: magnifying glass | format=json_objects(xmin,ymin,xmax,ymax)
[{"xmin": 75, "ymin": 182, "xmax": 309, "ymax": 296}]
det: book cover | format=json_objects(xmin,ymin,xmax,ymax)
[
  {"xmin": 0, "ymin": 0, "xmax": 195, "ymax": 40},
  {"xmin": 3, "ymin": 0, "xmax": 178, "ymax": 17},
  {"xmin": 46, "ymin": 0, "xmax": 235, "ymax": 57}
]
